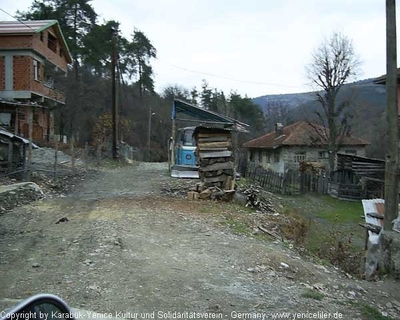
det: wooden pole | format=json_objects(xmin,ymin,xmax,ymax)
[
  {"xmin": 7, "ymin": 141, "xmax": 13, "ymax": 173},
  {"xmin": 147, "ymin": 105, "xmax": 152, "ymax": 162},
  {"xmin": 54, "ymin": 141, "xmax": 58, "ymax": 180},
  {"xmin": 384, "ymin": 0, "xmax": 399, "ymax": 230},
  {"xmin": 14, "ymin": 107, "xmax": 18, "ymax": 135},
  {"xmin": 28, "ymin": 106, "xmax": 33, "ymax": 181},
  {"xmin": 70, "ymin": 136, "xmax": 75, "ymax": 174},
  {"xmin": 111, "ymin": 28, "xmax": 118, "ymax": 160},
  {"xmin": 85, "ymin": 142, "xmax": 89, "ymax": 172}
]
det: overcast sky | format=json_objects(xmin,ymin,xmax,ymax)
[{"xmin": 0, "ymin": 0, "xmax": 398, "ymax": 97}]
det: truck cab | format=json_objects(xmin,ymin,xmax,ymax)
[{"xmin": 174, "ymin": 127, "xmax": 197, "ymax": 166}]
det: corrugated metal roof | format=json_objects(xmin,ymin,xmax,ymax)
[
  {"xmin": 0, "ymin": 129, "xmax": 30, "ymax": 144},
  {"xmin": 374, "ymin": 68, "xmax": 400, "ymax": 84},
  {"xmin": 172, "ymin": 99, "xmax": 249, "ymax": 133},
  {"xmin": 0, "ymin": 20, "xmax": 73, "ymax": 64},
  {"xmin": 0, "ymin": 20, "xmax": 57, "ymax": 34}
]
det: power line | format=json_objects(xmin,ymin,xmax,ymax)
[{"xmin": 156, "ymin": 58, "xmax": 304, "ymax": 88}]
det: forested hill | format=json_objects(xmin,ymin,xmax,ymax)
[
  {"xmin": 252, "ymin": 78, "xmax": 385, "ymax": 112},
  {"xmin": 252, "ymin": 78, "xmax": 387, "ymax": 159}
]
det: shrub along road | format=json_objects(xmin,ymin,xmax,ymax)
[{"xmin": 0, "ymin": 163, "xmax": 399, "ymax": 319}]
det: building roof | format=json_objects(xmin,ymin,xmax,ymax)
[
  {"xmin": 0, "ymin": 20, "xmax": 72, "ymax": 63},
  {"xmin": 374, "ymin": 67, "xmax": 400, "ymax": 84},
  {"xmin": 172, "ymin": 99, "xmax": 249, "ymax": 133},
  {"xmin": 243, "ymin": 121, "xmax": 369, "ymax": 149}
]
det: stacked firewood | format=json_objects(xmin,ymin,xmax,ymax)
[
  {"xmin": 239, "ymin": 185, "xmax": 276, "ymax": 214},
  {"xmin": 194, "ymin": 127, "xmax": 235, "ymax": 190}
]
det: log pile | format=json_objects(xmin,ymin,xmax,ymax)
[
  {"xmin": 238, "ymin": 185, "xmax": 277, "ymax": 214},
  {"xmin": 194, "ymin": 127, "xmax": 235, "ymax": 190}
]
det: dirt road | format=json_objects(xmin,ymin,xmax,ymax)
[{"xmin": 0, "ymin": 163, "xmax": 398, "ymax": 319}]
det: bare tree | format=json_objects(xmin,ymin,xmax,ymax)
[{"xmin": 306, "ymin": 32, "xmax": 360, "ymax": 173}]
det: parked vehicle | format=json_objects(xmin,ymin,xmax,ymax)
[{"xmin": 174, "ymin": 127, "xmax": 196, "ymax": 167}]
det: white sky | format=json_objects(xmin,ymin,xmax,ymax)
[{"xmin": 0, "ymin": 0, "xmax": 398, "ymax": 97}]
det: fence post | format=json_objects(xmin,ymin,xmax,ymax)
[
  {"xmin": 96, "ymin": 142, "xmax": 102, "ymax": 166},
  {"xmin": 70, "ymin": 137, "xmax": 75, "ymax": 174},
  {"xmin": 85, "ymin": 142, "xmax": 89, "ymax": 172},
  {"xmin": 53, "ymin": 141, "xmax": 58, "ymax": 180}
]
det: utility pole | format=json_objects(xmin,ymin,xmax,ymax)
[
  {"xmin": 384, "ymin": 0, "xmax": 398, "ymax": 230},
  {"xmin": 147, "ymin": 106, "xmax": 154, "ymax": 162},
  {"xmin": 111, "ymin": 27, "xmax": 118, "ymax": 160}
]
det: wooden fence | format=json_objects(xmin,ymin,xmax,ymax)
[{"xmin": 238, "ymin": 160, "xmax": 329, "ymax": 195}]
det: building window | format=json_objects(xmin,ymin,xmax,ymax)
[
  {"xmin": 0, "ymin": 113, "xmax": 11, "ymax": 127},
  {"xmin": 274, "ymin": 153, "xmax": 280, "ymax": 163},
  {"xmin": 345, "ymin": 149, "xmax": 357, "ymax": 155},
  {"xmin": 59, "ymin": 48, "xmax": 64, "ymax": 58},
  {"xmin": 318, "ymin": 151, "xmax": 329, "ymax": 159},
  {"xmin": 249, "ymin": 150, "xmax": 254, "ymax": 162},
  {"xmin": 40, "ymin": 32, "xmax": 44, "ymax": 42},
  {"xmin": 33, "ymin": 60, "xmax": 40, "ymax": 81},
  {"xmin": 258, "ymin": 151, "xmax": 262, "ymax": 162},
  {"xmin": 294, "ymin": 152, "xmax": 306, "ymax": 163},
  {"xmin": 45, "ymin": 75, "xmax": 54, "ymax": 88},
  {"xmin": 48, "ymin": 32, "xmax": 57, "ymax": 53}
]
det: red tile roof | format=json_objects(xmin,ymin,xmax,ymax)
[{"xmin": 243, "ymin": 121, "xmax": 369, "ymax": 149}]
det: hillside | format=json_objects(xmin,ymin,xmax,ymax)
[{"xmin": 252, "ymin": 78, "xmax": 387, "ymax": 158}]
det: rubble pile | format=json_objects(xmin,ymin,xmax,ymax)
[
  {"xmin": 0, "ymin": 182, "xmax": 44, "ymax": 214},
  {"xmin": 31, "ymin": 170, "xmax": 86, "ymax": 197}
]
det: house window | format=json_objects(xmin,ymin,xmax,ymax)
[
  {"xmin": 0, "ymin": 113, "xmax": 11, "ymax": 126},
  {"xmin": 45, "ymin": 75, "xmax": 54, "ymax": 88},
  {"xmin": 258, "ymin": 150, "xmax": 262, "ymax": 162},
  {"xmin": 294, "ymin": 152, "xmax": 306, "ymax": 163},
  {"xmin": 318, "ymin": 151, "xmax": 329, "ymax": 159},
  {"xmin": 345, "ymin": 149, "xmax": 357, "ymax": 155},
  {"xmin": 274, "ymin": 153, "xmax": 280, "ymax": 163},
  {"xmin": 59, "ymin": 48, "xmax": 64, "ymax": 58},
  {"xmin": 249, "ymin": 150, "xmax": 254, "ymax": 162},
  {"xmin": 33, "ymin": 60, "xmax": 40, "ymax": 81},
  {"xmin": 48, "ymin": 32, "xmax": 57, "ymax": 53},
  {"xmin": 40, "ymin": 32, "xmax": 44, "ymax": 42}
]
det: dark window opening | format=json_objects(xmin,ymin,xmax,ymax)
[
  {"xmin": 40, "ymin": 32, "xmax": 44, "ymax": 42},
  {"xmin": 47, "ymin": 33, "xmax": 57, "ymax": 53}
]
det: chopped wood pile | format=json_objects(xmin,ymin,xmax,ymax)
[
  {"xmin": 299, "ymin": 161, "xmax": 325, "ymax": 174},
  {"xmin": 194, "ymin": 127, "xmax": 235, "ymax": 190},
  {"xmin": 239, "ymin": 185, "xmax": 277, "ymax": 214}
]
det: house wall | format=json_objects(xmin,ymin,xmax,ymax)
[
  {"xmin": 0, "ymin": 56, "xmax": 4, "ymax": 90},
  {"xmin": 247, "ymin": 148, "xmax": 285, "ymax": 173},
  {"xmin": 0, "ymin": 27, "xmax": 68, "ymax": 104},
  {"xmin": 0, "ymin": 28, "xmax": 68, "ymax": 71},
  {"xmin": 248, "ymin": 146, "xmax": 366, "ymax": 173},
  {"xmin": 13, "ymin": 55, "xmax": 31, "ymax": 91}
]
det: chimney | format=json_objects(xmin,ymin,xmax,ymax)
[{"xmin": 275, "ymin": 123, "xmax": 283, "ymax": 137}]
